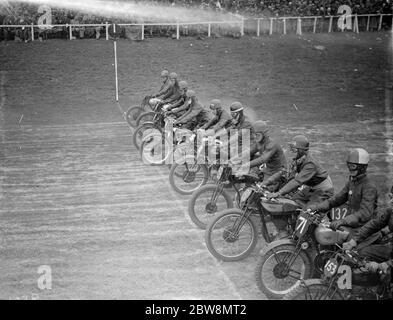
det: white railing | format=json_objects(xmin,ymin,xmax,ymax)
[
  {"xmin": 0, "ymin": 13, "xmax": 391, "ymax": 41},
  {"xmin": 251, "ymin": 13, "xmax": 393, "ymax": 36}
]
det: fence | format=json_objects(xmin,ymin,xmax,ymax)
[{"xmin": 0, "ymin": 13, "xmax": 392, "ymax": 42}]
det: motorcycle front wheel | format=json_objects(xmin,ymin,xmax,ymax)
[
  {"xmin": 205, "ymin": 209, "xmax": 258, "ymax": 262},
  {"xmin": 125, "ymin": 106, "xmax": 144, "ymax": 128},
  {"xmin": 132, "ymin": 123, "xmax": 160, "ymax": 150},
  {"xmin": 255, "ymin": 244, "xmax": 312, "ymax": 299},
  {"xmin": 169, "ymin": 162, "xmax": 209, "ymax": 195},
  {"xmin": 283, "ymin": 279, "xmax": 342, "ymax": 300},
  {"xmin": 188, "ymin": 184, "xmax": 233, "ymax": 229},
  {"xmin": 140, "ymin": 133, "xmax": 171, "ymax": 166},
  {"xmin": 136, "ymin": 111, "xmax": 157, "ymax": 127}
]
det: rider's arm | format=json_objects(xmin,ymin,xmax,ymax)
[
  {"xmin": 354, "ymin": 208, "xmax": 392, "ymax": 243},
  {"xmin": 314, "ymin": 182, "xmax": 350, "ymax": 212},
  {"xmin": 264, "ymin": 169, "xmax": 286, "ymax": 186},
  {"xmin": 248, "ymin": 144, "xmax": 276, "ymax": 168},
  {"xmin": 342, "ymin": 182, "xmax": 378, "ymax": 227},
  {"xmin": 167, "ymin": 97, "xmax": 185, "ymax": 111},
  {"xmin": 177, "ymin": 106, "xmax": 202, "ymax": 124},
  {"xmin": 200, "ymin": 114, "xmax": 218, "ymax": 130},
  {"xmin": 172, "ymin": 99, "xmax": 191, "ymax": 115},
  {"xmin": 160, "ymin": 84, "xmax": 175, "ymax": 101},
  {"xmin": 276, "ymin": 162, "xmax": 318, "ymax": 196},
  {"xmin": 212, "ymin": 112, "xmax": 232, "ymax": 132},
  {"xmin": 152, "ymin": 81, "xmax": 171, "ymax": 98}
]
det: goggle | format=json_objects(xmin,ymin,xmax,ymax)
[
  {"xmin": 346, "ymin": 162, "xmax": 359, "ymax": 171},
  {"xmin": 289, "ymin": 144, "xmax": 298, "ymax": 152}
]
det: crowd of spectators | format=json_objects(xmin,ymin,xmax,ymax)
[{"xmin": 0, "ymin": 0, "xmax": 391, "ymax": 41}]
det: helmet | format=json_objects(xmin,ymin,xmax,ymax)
[
  {"xmin": 209, "ymin": 99, "xmax": 222, "ymax": 109},
  {"xmin": 289, "ymin": 135, "xmax": 309, "ymax": 151},
  {"xmin": 161, "ymin": 70, "xmax": 169, "ymax": 77},
  {"xmin": 346, "ymin": 148, "xmax": 370, "ymax": 165},
  {"xmin": 186, "ymin": 90, "xmax": 196, "ymax": 98},
  {"xmin": 169, "ymin": 72, "xmax": 177, "ymax": 80},
  {"xmin": 346, "ymin": 148, "xmax": 369, "ymax": 177},
  {"xmin": 179, "ymin": 81, "xmax": 188, "ymax": 89},
  {"xmin": 230, "ymin": 101, "xmax": 244, "ymax": 113},
  {"xmin": 252, "ymin": 120, "xmax": 269, "ymax": 136}
]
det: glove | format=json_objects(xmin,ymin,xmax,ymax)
[
  {"xmin": 366, "ymin": 261, "xmax": 380, "ymax": 273},
  {"xmin": 266, "ymin": 192, "xmax": 280, "ymax": 199},
  {"xmin": 342, "ymin": 239, "xmax": 357, "ymax": 251},
  {"xmin": 330, "ymin": 219, "xmax": 345, "ymax": 231},
  {"xmin": 306, "ymin": 204, "xmax": 319, "ymax": 212},
  {"xmin": 378, "ymin": 262, "xmax": 390, "ymax": 274}
]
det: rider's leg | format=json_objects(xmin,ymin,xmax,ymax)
[{"xmin": 358, "ymin": 243, "xmax": 393, "ymax": 263}]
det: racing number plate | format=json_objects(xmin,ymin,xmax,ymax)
[
  {"xmin": 330, "ymin": 205, "xmax": 349, "ymax": 221},
  {"xmin": 294, "ymin": 212, "xmax": 312, "ymax": 238},
  {"xmin": 324, "ymin": 258, "xmax": 339, "ymax": 277}
]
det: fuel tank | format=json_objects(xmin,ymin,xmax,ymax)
[{"xmin": 314, "ymin": 225, "xmax": 349, "ymax": 245}]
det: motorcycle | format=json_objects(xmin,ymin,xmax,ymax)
[
  {"xmin": 125, "ymin": 95, "xmax": 152, "ymax": 128},
  {"xmin": 283, "ymin": 247, "xmax": 392, "ymax": 300},
  {"xmin": 254, "ymin": 209, "xmax": 350, "ymax": 299},
  {"xmin": 168, "ymin": 132, "xmax": 223, "ymax": 195},
  {"xmin": 132, "ymin": 107, "xmax": 168, "ymax": 150},
  {"xmin": 204, "ymin": 183, "xmax": 300, "ymax": 262},
  {"xmin": 188, "ymin": 164, "xmax": 262, "ymax": 229}
]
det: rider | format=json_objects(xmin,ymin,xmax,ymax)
[
  {"xmin": 160, "ymin": 72, "xmax": 180, "ymax": 102},
  {"xmin": 164, "ymin": 80, "xmax": 188, "ymax": 114},
  {"xmin": 342, "ymin": 186, "xmax": 393, "ymax": 275},
  {"xmin": 266, "ymin": 135, "xmax": 334, "ymax": 206},
  {"xmin": 200, "ymin": 99, "xmax": 232, "ymax": 132},
  {"xmin": 227, "ymin": 101, "xmax": 255, "ymax": 153},
  {"xmin": 173, "ymin": 90, "xmax": 213, "ymax": 131},
  {"xmin": 307, "ymin": 148, "xmax": 378, "ymax": 238},
  {"xmin": 149, "ymin": 70, "xmax": 172, "ymax": 107},
  {"xmin": 245, "ymin": 120, "xmax": 287, "ymax": 191}
]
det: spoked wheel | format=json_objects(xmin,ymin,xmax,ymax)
[
  {"xmin": 132, "ymin": 123, "xmax": 160, "ymax": 150},
  {"xmin": 140, "ymin": 132, "xmax": 172, "ymax": 166},
  {"xmin": 136, "ymin": 111, "xmax": 157, "ymax": 127},
  {"xmin": 255, "ymin": 244, "xmax": 312, "ymax": 299},
  {"xmin": 188, "ymin": 184, "xmax": 233, "ymax": 229},
  {"xmin": 283, "ymin": 279, "xmax": 342, "ymax": 300},
  {"xmin": 205, "ymin": 209, "xmax": 258, "ymax": 262},
  {"xmin": 125, "ymin": 106, "xmax": 144, "ymax": 128},
  {"xmin": 169, "ymin": 161, "xmax": 209, "ymax": 195}
]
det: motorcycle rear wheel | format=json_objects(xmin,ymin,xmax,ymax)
[
  {"xmin": 205, "ymin": 209, "xmax": 258, "ymax": 261},
  {"xmin": 283, "ymin": 279, "xmax": 342, "ymax": 300},
  {"xmin": 255, "ymin": 244, "xmax": 312, "ymax": 299}
]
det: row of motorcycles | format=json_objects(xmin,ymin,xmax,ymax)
[{"xmin": 125, "ymin": 96, "xmax": 392, "ymax": 300}]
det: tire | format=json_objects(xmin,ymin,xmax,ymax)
[
  {"xmin": 125, "ymin": 106, "xmax": 143, "ymax": 128},
  {"xmin": 205, "ymin": 209, "xmax": 259, "ymax": 262},
  {"xmin": 188, "ymin": 184, "xmax": 233, "ymax": 229},
  {"xmin": 169, "ymin": 162, "xmax": 209, "ymax": 195},
  {"xmin": 136, "ymin": 111, "xmax": 156, "ymax": 127},
  {"xmin": 283, "ymin": 279, "xmax": 342, "ymax": 300},
  {"xmin": 255, "ymin": 244, "xmax": 313, "ymax": 299},
  {"xmin": 132, "ymin": 123, "xmax": 160, "ymax": 150},
  {"xmin": 140, "ymin": 132, "xmax": 171, "ymax": 166}
]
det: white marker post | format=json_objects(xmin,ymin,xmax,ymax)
[{"xmin": 113, "ymin": 23, "xmax": 119, "ymax": 102}]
